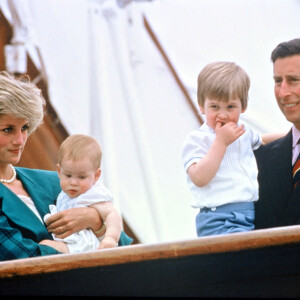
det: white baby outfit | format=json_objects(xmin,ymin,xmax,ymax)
[{"xmin": 44, "ymin": 179, "xmax": 113, "ymax": 253}]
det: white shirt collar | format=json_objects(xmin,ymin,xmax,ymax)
[{"xmin": 292, "ymin": 125, "xmax": 300, "ymax": 148}]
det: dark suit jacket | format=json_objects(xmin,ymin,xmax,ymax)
[{"xmin": 254, "ymin": 129, "xmax": 300, "ymax": 229}]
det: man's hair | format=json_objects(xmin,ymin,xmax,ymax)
[
  {"xmin": 0, "ymin": 71, "xmax": 45, "ymax": 134},
  {"xmin": 271, "ymin": 38, "xmax": 300, "ymax": 63},
  {"xmin": 58, "ymin": 134, "xmax": 102, "ymax": 170},
  {"xmin": 197, "ymin": 61, "xmax": 250, "ymax": 110}
]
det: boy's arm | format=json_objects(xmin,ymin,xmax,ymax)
[
  {"xmin": 261, "ymin": 132, "xmax": 286, "ymax": 145},
  {"xmin": 188, "ymin": 122, "xmax": 244, "ymax": 187},
  {"xmin": 93, "ymin": 201, "xmax": 122, "ymax": 249},
  {"xmin": 188, "ymin": 138, "xmax": 227, "ymax": 187}
]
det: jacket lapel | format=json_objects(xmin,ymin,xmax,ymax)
[
  {"xmin": 276, "ymin": 131, "xmax": 293, "ymax": 195},
  {"xmin": 264, "ymin": 132, "xmax": 293, "ymax": 214},
  {"xmin": 17, "ymin": 168, "xmax": 55, "ymax": 218},
  {"xmin": 0, "ymin": 168, "xmax": 53, "ymax": 240},
  {"xmin": 275, "ymin": 131, "xmax": 300, "ymax": 224}
]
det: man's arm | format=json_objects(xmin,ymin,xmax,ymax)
[{"xmin": 261, "ymin": 132, "xmax": 286, "ymax": 145}]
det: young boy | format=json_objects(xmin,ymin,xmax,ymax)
[
  {"xmin": 44, "ymin": 134, "xmax": 122, "ymax": 253},
  {"xmin": 182, "ymin": 61, "xmax": 283, "ymax": 237}
]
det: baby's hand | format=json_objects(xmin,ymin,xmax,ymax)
[
  {"xmin": 97, "ymin": 236, "xmax": 118, "ymax": 250},
  {"xmin": 215, "ymin": 121, "xmax": 245, "ymax": 146}
]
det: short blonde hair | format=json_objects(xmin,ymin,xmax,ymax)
[
  {"xmin": 197, "ymin": 62, "xmax": 250, "ymax": 109},
  {"xmin": 0, "ymin": 71, "xmax": 45, "ymax": 134},
  {"xmin": 58, "ymin": 134, "xmax": 102, "ymax": 170}
]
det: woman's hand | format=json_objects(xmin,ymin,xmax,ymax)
[
  {"xmin": 39, "ymin": 239, "xmax": 69, "ymax": 253},
  {"xmin": 45, "ymin": 207, "xmax": 102, "ymax": 239}
]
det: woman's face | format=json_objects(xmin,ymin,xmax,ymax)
[{"xmin": 0, "ymin": 114, "xmax": 29, "ymax": 166}]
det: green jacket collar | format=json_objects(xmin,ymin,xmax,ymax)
[{"xmin": 0, "ymin": 168, "xmax": 53, "ymax": 240}]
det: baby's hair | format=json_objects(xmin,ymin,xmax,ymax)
[
  {"xmin": 197, "ymin": 61, "xmax": 250, "ymax": 110},
  {"xmin": 58, "ymin": 134, "xmax": 102, "ymax": 170}
]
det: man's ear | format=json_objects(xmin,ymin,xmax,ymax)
[{"xmin": 56, "ymin": 164, "xmax": 61, "ymax": 177}]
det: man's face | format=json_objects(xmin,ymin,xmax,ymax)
[{"xmin": 273, "ymin": 55, "xmax": 300, "ymax": 130}]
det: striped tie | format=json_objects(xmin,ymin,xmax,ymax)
[{"xmin": 293, "ymin": 152, "xmax": 300, "ymax": 189}]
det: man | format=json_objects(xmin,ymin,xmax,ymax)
[{"xmin": 254, "ymin": 38, "xmax": 300, "ymax": 229}]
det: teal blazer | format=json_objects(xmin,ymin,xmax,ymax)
[
  {"xmin": 0, "ymin": 167, "xmax": 132, "ymax": 261},
  {"xmin": 0, "ymin": 167, "xmax": 61, "ymax": 260}
]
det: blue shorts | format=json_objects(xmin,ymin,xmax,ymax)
[{"xmin": 196, "ymin": 202, "xmax": 255, "ymax": 237}]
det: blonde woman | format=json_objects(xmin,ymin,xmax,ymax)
[{"xmin": 0, "ymin": 72, "xmax": 130, "ymax": 261}]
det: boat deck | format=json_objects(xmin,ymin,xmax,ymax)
[{"xmin": 1, "ymin": 225, "xmax": 300, "ymax": 296}]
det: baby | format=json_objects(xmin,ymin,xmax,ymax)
[{"xmin": 44, "ymin": 134, "xmax": 121, "ymax": 253}]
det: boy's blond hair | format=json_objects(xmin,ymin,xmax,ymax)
[
  {"xmin": 197, "ymin": 61, "xmax": 250, "ymax": 109},
  {"xmin": 58, "ymin": 134, "xmax": 102, "ymax": 170}
]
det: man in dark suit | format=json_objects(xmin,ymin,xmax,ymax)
[{"xmin": 254, "ymin": 38, "xmax": 300, "ymax": 229}]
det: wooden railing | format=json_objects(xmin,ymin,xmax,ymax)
[{"xmin": 2, "ymin": 225, "xmax": 300, "ymax": 279}]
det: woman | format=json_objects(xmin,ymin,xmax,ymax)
[{"xmin": 0, "ymin": 72, "xmax": 129, "ymax": 261}]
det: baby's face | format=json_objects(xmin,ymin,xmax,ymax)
[{"xmin": 57, "ymin": 157, "xmax": 100, "ymax": 198}]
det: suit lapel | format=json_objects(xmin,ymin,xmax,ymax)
[
  {"xmin": 275, "ymin": 131, "xmax": 300, "ymax": 224},
  {"xmin": 265, "ymin": 132, "xmax": 293, "ymax": 214},
  {"xmin": 17, "ymin": 168, "xmax": 54, "ymax": 218},
  {"xmin": 276, "ymin": 132, "xmax": 293, "ymax": 195},
  {"xmin": 0, "ymin": 168, "xmax": 53, "ymax": 239}
]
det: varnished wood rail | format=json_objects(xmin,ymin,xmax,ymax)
[{"xmin": 1, "ymin": 225, "xmax": 300, "ymax": 278}]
